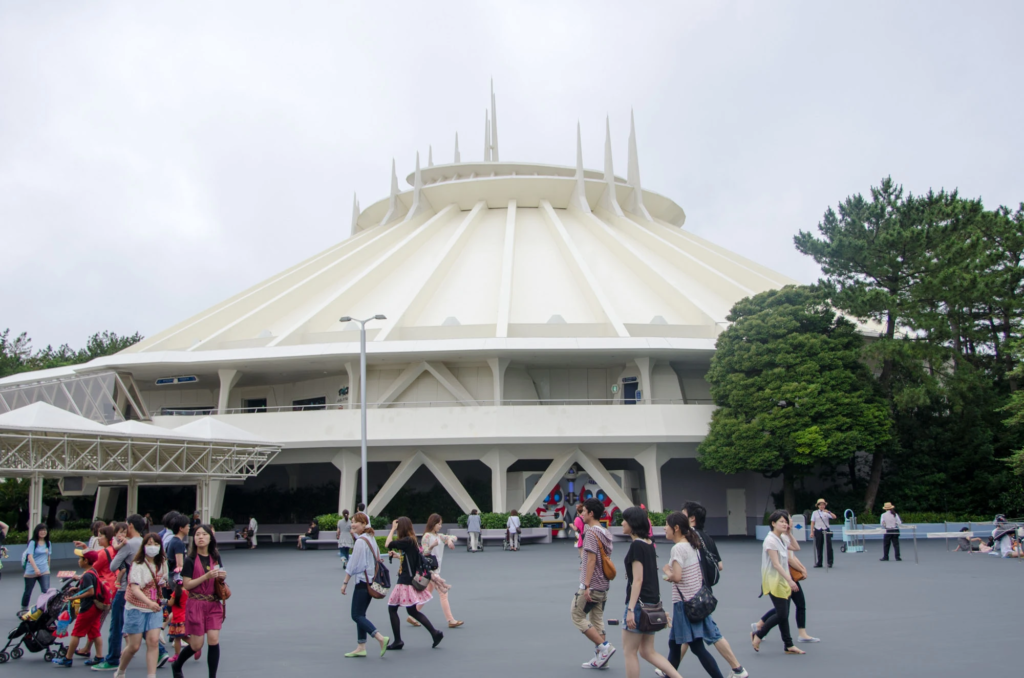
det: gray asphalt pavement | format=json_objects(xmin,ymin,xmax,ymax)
[{"xmin": 1, "ymin": 536, "xmax": 1018, "ymax": 677}]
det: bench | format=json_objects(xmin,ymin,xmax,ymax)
[
  {"xmin": 214, "ymin": 531, "xmax": 247, "ymax": 549},
  {"xmin": 299, "ymin": 538, "xmax": 339, "ymax": 550}
]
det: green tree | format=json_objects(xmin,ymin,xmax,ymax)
[
  {"xmin": 0, "ymin": 329, "xmax": 143, "ymax": 378},
  {"xmin": 698, "ymin": 286, "xmax": 891, "ymax": 512}
]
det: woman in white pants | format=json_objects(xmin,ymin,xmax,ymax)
[
  {"xmin": 507, "ymin": 510, "xmax": 522, "ymax": 551},
  {"xmin": 467, "ymin": 510, "xmax": 482, "ymax": 552}
]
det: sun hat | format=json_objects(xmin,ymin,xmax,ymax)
[
  {"xmin": 882, "ymin": 502, "xmax": 895, "ymax": 511},
  {"xmin": 816, "ymin": 498, "xmax": 826, "ymax": 506}
]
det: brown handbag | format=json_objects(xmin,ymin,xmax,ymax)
[
  {"xmin": 214, "ymin": 576, "xmax": 232, "ymax": 601},
  {"xmin": 596, "ymin": 538, "xmax": 617, "ymax": 581},
  {"xmin": 789, "ymin": 564, "xmax": 806, "ymax": 582}
]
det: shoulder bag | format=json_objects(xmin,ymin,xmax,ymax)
[
  {"xmin": 675, "ymin": 548, "xmax": 718, "ymax": 622},
  {"xmin": 359, "ymin": 536, "xmax": 391, "ymax": 599},
  {"xmin": 596, "ymin": 536, "xmax": 616, "ymax": 581},
  {"xmin": 636, "ymin": 601, "xmax": 668, "ymax": 632},
  {"xmin": 789, "ymin": 563, "xmax": 807, "ymax": 582},
  {"xmin": 694, "ymin": 532, "xmax": 720, "ymax": 587}
]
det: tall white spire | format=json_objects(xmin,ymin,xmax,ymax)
[
  {"xmin": 454, "ymin": 132, "xmax": 461, "ymax": 163},
  {"xmin": 598, "ymin": 115, "xmax": 624, "ymax": 216},
  {"xmin": 428, "ymin": 145, "xmax": 433, "ymax": 167},
  {"xmin": 490, "ymin": 79, "xmax": 499, "ymax": 162},
  {"xmin": 379, "ymin": 158, "xmax": 408, "ymax": 226},
  {"xmin": 624, "ymin": 109, "xmax": 653, "ymax": 221},
  {"xmin": 351, "ymin": 193, "xmax": 360, "ymax": 233},
  {"xmin": 568, "ymin": 121, "xmax": 591, "ymax": 213},
  {"xmin": 405, "ymin": 151, "xmax": 434, "ymax": 222},
  {"xmin": 484, "ymin": 109, "xmax": 492, "ymax": 162}
]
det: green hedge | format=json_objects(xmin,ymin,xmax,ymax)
[
  {"xmin": 211, "ymin": 517, "xmax": 235, "ymax": 532},
  {"xmin": 455, "ymin": 512, "xmax": 542, "ymax": 529},
  {"xmin": 61, "ymin": 519, "xmax": 94, "ymax": 530},
  {"xmin": 7, "ymin": 529, "xmax": 93, "ymax": 545},
  {"xmin": 856, "ymin": 512, "xmax": 994, "ymax": 525}
]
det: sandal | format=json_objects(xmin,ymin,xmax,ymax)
[
  {"xmin": 785, "ymin": 647, "xmax": 806, "ymax": 655},
  {"xmin": 448, "ymin": 620, "xmax": 464, "ymax": 628},
  {"xmin": 407, "ymin": 616, "xmax": 422, "ymax": 627},
  {"xmin": 750, "ymin": 632, "xmax": 760, "ymax": 652}
]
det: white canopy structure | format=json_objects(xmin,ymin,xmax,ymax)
[{"xmin": 0, "ymin": 403, "xmax": 279, "ymax": 526}]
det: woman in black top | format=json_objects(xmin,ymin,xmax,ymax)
[
  {"xmin": 620, "ymin": 507, "xmax": 682, "ymax": 678},
  {"xmin": 384, "ymin": 517, "xmax": 443, "ymax": 650}
]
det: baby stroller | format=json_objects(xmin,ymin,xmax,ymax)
[
  {"xmin": 502, "ymin": 529, "xmax": 511, "ymax": 551},
  {"xmin": 0, "ymin": 579, "xmax": 73, "ymax": 663}
]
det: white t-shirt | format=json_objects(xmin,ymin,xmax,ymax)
[
  {"xmin": 125, "ymin": 560, "xmax": 168, "ymax": 612},
  {"xmin": 421, "ymin": 532, "xmax": 447, "ymax": 573},
  {"xmin": 811, "ymin": 510, "xmax": 832, "ymax": 531},
  {"xmin": 248, "ymin": 518, "xmax": 258, "ymax": 535},
  {"xmin": 669, "ymin": 541, "xmax": 702, "ymax": 603},
  {"xmin": 507, "ymin": 515, "xmax": 521, "ymax": 534},
  {"xmin": 761, "ymin": 532, "xmax": 791, "ymax": 598}
]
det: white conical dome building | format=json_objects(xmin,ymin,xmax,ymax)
[{"xmin": 1, "ymin": 85, "xmax": 793, "ymax": 534}]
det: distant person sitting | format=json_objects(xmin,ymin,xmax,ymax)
[
  {"xmin": 298, "ymin": 519, "xmax": 320, "ymax": 550},
  {"xmin": 990, "ymin": 515, "xmax": 1021, "ymax": 558},
  {"xmin": 954, "ymin": 527, "xmax": 991, "ymax": 553}
]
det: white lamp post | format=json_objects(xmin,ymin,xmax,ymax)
[{"xmin": 340, "ymin": 315, "xmax": 386, "ymax": 511}]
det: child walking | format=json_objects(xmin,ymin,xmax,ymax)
[{"xmin": 167, "ymin": 572, "xmax": 189, "ymax": 663}]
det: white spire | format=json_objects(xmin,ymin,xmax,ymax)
[
  {"xmin": 379, "ymin": 158, "xmax": 408, "ymax": 226},
  {"xmin": 428, "ymin": 145, "xmax": 433, "ymax": 167},
  {"xmin": 484, "ymin": 109, "xmax": 492, "ymax": 162},
  {"xmin": 624, "ymin": 109, "xmax": 653, "ymax": 221},
  {"xmin": 598, "ymin": 115, "xmax": 624, "ymax": 216},
  {"xmin": 404, "ymin": 151, "xmax": 434, "ymax": 222},
  {"xmin": 351, "ymin": 193, "xmax": 360, "ymax": 233},
  {"xmin": 454, "ymin": 132, "xmax": 461, "ymax": 163},
  {"xmin": 490, "ymin": 78, "xmax": 499, "ymax": 162},
  {"xmin": 568, "ymin": 121, "xmax": 591, "ymax": 213}
]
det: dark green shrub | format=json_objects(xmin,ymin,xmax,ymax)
[
  {"xmin": 520, "ymin": 512, "xmax": 541, "ymax": 528},
  {"xmin": 211, "ymin": 517, "xmax": 235, "ymax": 532},
  {"xmin": 370, "ymin": 515, "xmax": 389, "ymax": 531},
  {"xmin": 9, "ymin": 529, "xmax": 93, "ymax": 544},
  {"xmin": 61, "ymin": 519, "xmax": 93, "ymax": 530},
  {"xmin": 316, "ymin": 514, "xmax": 341, "ymax": 531}
]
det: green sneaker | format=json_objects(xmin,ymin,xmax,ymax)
[
  {"xmin": 158, "ymin": 650, "xmax": 171, "ymax": 668},
  {"xmin": 90, "ymin": 661, "xmax": 120, "ymax": 671}
]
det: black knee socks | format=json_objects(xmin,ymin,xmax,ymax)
[
  {"xmin": 172, "ymin": 646, "xmax": 195, "ymax": 671},
  {"xmin": 207, "ymin": 644, "xmax": 219, "ymax": 678},
  {"xmin": 388, "ymin": 605, "xmax": 403, "ymax": 643},
  {"xmin": 407, "ymin": 607, "xmax": 438, "ymax": 636}
]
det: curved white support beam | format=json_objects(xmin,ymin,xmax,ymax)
[
  {"xmin": 376, "ymin": 361, "xmax": 478, "ymax": 407},
  {"xmin": 367, "ymin": 450, "xmax": 479, "ymax": 516},
  {"xmin": 495, "ymin": 200, "xmax": 517, "ymax": 338}
]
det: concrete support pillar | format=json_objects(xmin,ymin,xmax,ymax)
[
  {"xmin": 217, "ymin": 369, "xmax": 242, "ymax": 414},
  {"xmin": 209, "ymin": 480, "xmax": 226, "ymax": 519},
  {"xmin": 28, "ymin": 473, "xmax": 44, "ymax": 530},
  {"xmin": 635, "ymin": 445, "xmax": 671, "ymax": 512},
  {"xmin": 197, "ymin": 479, "xmax": 212, "ymax": 524},
  {"xmin": 519, "ymin": 449, "xmax": 577, "ymax": 516},
  {"xmin": 94, "ymin": 486, "xmax": 121, "ymax": 521},
  {"xmin": 332, "ymin": 450, "xmax": 361, "ymax": 514},
  {"xmin": 345, "ymin": 362, "xmax": 360, "ymax": 407},
  {"xmin": 482, "ymin": 448, "xmax": 516, "ymax": 512},
  {"xmin": 126, "ymin": 479, "xmax": 139, "ymax": 517},
  {"xmin": 633, "ymin": 357, "xmax": 653, "ymax": 405},
  {"xmin": 367, "ymin": 451, "xmax": 480, "ymax": 516},
  {"xmin": 574, "ymin": 449, "xmax": 634, "ymax": 513},
  {"xmin": 487, "ymin": 358, "xmax": 511, "ymax": 406}
]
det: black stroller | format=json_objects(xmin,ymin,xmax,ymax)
[{"xmin": 0, "ymin": 578, "xmax": 74, "ymax": 663}]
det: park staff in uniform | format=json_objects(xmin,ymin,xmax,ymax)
[
  {"xmin": 810, "ymin": 499, "xmax": 836, "ymax": 569},
  {"xmin": 879, "ymin": 502, "xmax": 902, "ymax": 561}
]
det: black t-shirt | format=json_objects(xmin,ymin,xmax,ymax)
[
  {"xmin": 623, "ymin": 538, "xmax": 660, "ymax": 606},
  {"xmin": 182, "ymin": 553, "xmax": 222, "ymax": 579},
  {"xmin": 389, "ymin": 537, "xmax": 420, "ymax": 586},
  {"xmin": 167, "ymin": 537, "xmax": 188, "ymax": 570},
  {"xmin": 307, "ymin": 525, "xmax": 320, "ymax": 539},
  {"xmin": 78, "ymin": 571, "xmax": 98, "ymax": 613},
  {"xmin": 696, "ymin": 528, "xmax": 721, "ymax": 563}
]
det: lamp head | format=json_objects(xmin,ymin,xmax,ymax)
[
  {"xmin": 339, "ymin": 316, "xmax": 353, "ymax": 323},
  {"xmin": 374, "ymin": 314, "xmax": 387, "ymax": 320}
]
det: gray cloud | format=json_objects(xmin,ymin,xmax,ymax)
[{"xmin": 2, "ymin": 1, "xmax": 1021, "ymax": 348}]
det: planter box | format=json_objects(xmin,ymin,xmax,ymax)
[
  {"xmin": 448, "ymin": 527, "xmax": 551, "ymax": 544},
  {"xmin": 9, "ymin": 542, "xmax": 80, "ymax": 562}
]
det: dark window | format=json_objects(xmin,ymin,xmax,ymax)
[
  {"xmin": 292, "ymin": 396, "xmax": 326, "ymax": 412},
  {"xmin": 623, "ymin": 382, "xmax": 639, "ymax": 404},
  {"xmin": 243, "ymin": 398, "xmax": 267, "ymax": 413}
]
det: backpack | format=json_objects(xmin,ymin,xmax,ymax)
[
  {"xmin": 86, "ymin": 569, "xmax": 111, "ymax": 611},
  {"xmin": 695, "ymin": 531, "xmax": 721, "ymax": 588}
]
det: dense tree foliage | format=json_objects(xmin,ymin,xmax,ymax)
[
  {"xmin": 698, "ymin": 286, "xmax": 891, "ymax": 512},
  {"xmin": 0, "ymin": 329, "xmax": 143, "ymax": 379},
  {"xmin": 795, "ymin": 178, "xmax": 1024, "ymax": 514}
]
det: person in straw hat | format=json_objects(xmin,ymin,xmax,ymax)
[
  {"xmin": 879, "ymin": 502, "xmax": 902, "ymax": 561},
  {"xmin": 809, "ymin": 499, "xmax": 836, "ymax": 568}
]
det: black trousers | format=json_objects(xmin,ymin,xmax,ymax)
[
  {"xmin": 813, "ymin": 529, "xmax": 833, "ymax": 567},
  {"xmin": 882, "ymin": 531, "xmax": 901, "ymax": 560},
  {"xmin": 756, "ymin": 594, "xmax": 793, "ymax": 649},
  {"xmin": 761, "ymin": 581, "xmax": 806, "ymax": 630}
]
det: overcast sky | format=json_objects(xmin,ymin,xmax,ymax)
[{"xmin": 2, "ymin": 1, "xmax": 1021, "ymax": 349}]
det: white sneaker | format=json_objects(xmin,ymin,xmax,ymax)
[
  {"xmin": 595, "ymin": 644, "xmax": 615, "ymax": 668},
  {"xmin": 654, "ymin": 670, "xmax": 667, "ymax": 677},
  {"xmin": 731, "ymin": 668, "xmax": 749, "ymax": 678}
]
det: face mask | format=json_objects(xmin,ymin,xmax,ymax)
[{"xmin": 145, "ymin": 545, "xmax": 161, "ymax": 558}]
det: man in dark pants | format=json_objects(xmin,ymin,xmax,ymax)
[
  {"xmin": 879, "ymin": 501, "xmax": 902, "ymax": 561},
  {"xmin": 810, "ymin": 498, "xmax": 836, "ymax": 568}
]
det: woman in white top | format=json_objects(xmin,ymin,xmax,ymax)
[
  {"xmin": 415, "ymin": 513, "xmax": 462, "ymax": 628},
  {"xmin": 340, "ymin": 513, "xmax": 389, "ymax": 658},
  {"xmin": 507, "ymin": 509, "xmax": 522, "ymax": 551},
  {"xmin": 118, "ymin": 533, "xmax": 168, "ymax": 678},
  {"xmin": 336, "ymin": 510, "xmax": 353, "ymax": 564},
  {"xmin": 753, "ymin": 512, "xmax": 818, "ymax": 644},
  {"xmin": 247, "ymin": 516, "xmax": 258, "ymax": 550},
  {"xmin": 751, "ymin": 510, "xmax": 804, "ymax": 654}
]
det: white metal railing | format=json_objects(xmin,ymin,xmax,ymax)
[{"xmin": 158, "ymin": 398, "xmax": 714, "ymax": 416}]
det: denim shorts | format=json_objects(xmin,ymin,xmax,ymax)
[
  {"xmin": 123, "ymin": 608, "xmax": 163, "ymax": 635},
  {"xmin": 623, "ymin": 602, "xmax": 655, "ymax": 635}
]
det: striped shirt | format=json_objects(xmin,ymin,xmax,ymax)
[
  {"xmin": 669, "ymin": 541, "xmax": 703, "ymax": 603},
  {"xmin": 580, "ymin": 525, "xmax": 612, "ymax": 591}
]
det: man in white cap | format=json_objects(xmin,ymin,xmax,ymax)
[{"xmin": 810, "ymin": 498, "xmax": 836, "ymax": 568}]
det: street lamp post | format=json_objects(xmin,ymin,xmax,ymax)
[{"xmin": 340, "ymin": 314, "xmax": 386, "ymax": 511}]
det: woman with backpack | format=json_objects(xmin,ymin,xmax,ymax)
[
  {"xmin": 385, "ymin": 517, "xmax": 443, "ymax": 650},
  {"xmin": 341, "ymin": 512, "xmax": 390, "ymax": 658},
  {"xmin": 116, "ymin": 532, "xmax": 168, "ymax": 678}
]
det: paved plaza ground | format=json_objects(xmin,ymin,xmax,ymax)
[{"xmin": 0, "ymin": 536, "xmax": 1018, "ymax": 677}]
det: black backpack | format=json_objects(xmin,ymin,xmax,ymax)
[{"xmin": 695, "ymin": 531, "xmax": 721, "ymax": 588}]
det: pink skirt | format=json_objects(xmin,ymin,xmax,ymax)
[
  {"xmin": 388, "ymin": 584, "xmax": 433, "ymax": 607},
  {"xmin": 184, "ymin": 598, "xmax": 224, "ymax": 636}
]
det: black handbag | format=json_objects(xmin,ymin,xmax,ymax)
[
  {"xmin": 636, "ymin": 601, "xmax": 668, "ymax": 632},
  {"xmin": 359, "ymin": 536, "xmax": 391, "ymax": 599},
  {"xmin": 422, "ymin": 553, "xmax": 439, "ymax": 571},
  {"xmin": 683, "ymin": 584, "xmax": 718, "ymax": 622}
]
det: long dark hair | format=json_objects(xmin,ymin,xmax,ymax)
[
  {"xmin": 395, "ymin": 516, "xmax": 417, "ymax": 546},
  {"xmin": 666, "ymin": 512, "xmax": 700, "ymax": 549},
  {"xmin": 90, "ymin": 520, "xmax": 106, "ymax": 537},
  {"xmin": 188, "ymin": 524, "xmax": 222, "ymax": 566},
  {"xmin": 31, "ymin": 523, "xmax": 49, "ymax": 548},
  {"xmin": 622, "ymin": 507, "xmax": 650, "ymax": 539},
  {"xmin": 133, "ymin": 532, "xmax": 167, "ymax": 572},
  {"xmin": 170, "ymin": 578, "xmax": 185, "ymax": 608}
]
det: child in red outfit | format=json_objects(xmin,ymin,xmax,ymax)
[
  {"xmin": 54, "ymin": 551, "xmax": 106, "ymax": 667},
  {"xmin": 167, "ymin": 572, "xmax": 189, "ymax": 661}
]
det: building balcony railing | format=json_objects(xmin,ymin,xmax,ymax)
[{"xmin": 157, "ymin": 398, "xmax": 715, "ymax": 416}]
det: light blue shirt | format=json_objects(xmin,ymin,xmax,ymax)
[
  {"xmin": 345, "ymin": 535, "xmax": 381, "ymax": 584},
  {"xmin": 24, "ymin": 540, "xmax": 50, "ymax": 575},
  {"xmin": 467, "ymin": 514, "xmax": 482, "ymax": 532}
]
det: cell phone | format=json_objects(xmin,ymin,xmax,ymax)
[
  {"xmin": 607, "ymin": 619, "xmax": 620, "ymax": 626},
  {"xmin": 583, "ymin": 601, "xmax": 597, "ymax": 613}
]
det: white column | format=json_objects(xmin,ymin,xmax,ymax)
[
  {"xmin": 28, "ymin": 473, "xmax": 44, "ymax": 530},
  {"xmin": 209, "ymin": 480, "xmax": 226, "ymax": 519},
  {"xmin": 197, "ymin": 479, "xmax": 212, "ymax": 524},
  {"xmin": 332, "ymin": 450, "xmax": 361, "ymax": 514},
  {"xmin": 482, "ymin": 448, "xmax": 516, "ymax": 512},
  {"xmin": 217, "ymin": 369, "xmax": 242, "ymax": 414},
  {"xmin": 486, "ymin": 358, "xmax": 510, "ymax": 406},
  {"xmin": 634, "ymin": 358, "xmax": 653, "ymax": 404},
  {"xmin": 345, "ymin": 362, "xmax": 360, "ymax": 407},
  {"xmin": 94, "ymin": 486, "xmax": 121, "ymax": 521},
  {"xmin": 634, "ymin": 445, "xmax": 670, "ymax": 513},
  {"xmin": 126, "ymin": 479, "xmax": 139, "ymax": 517}
]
